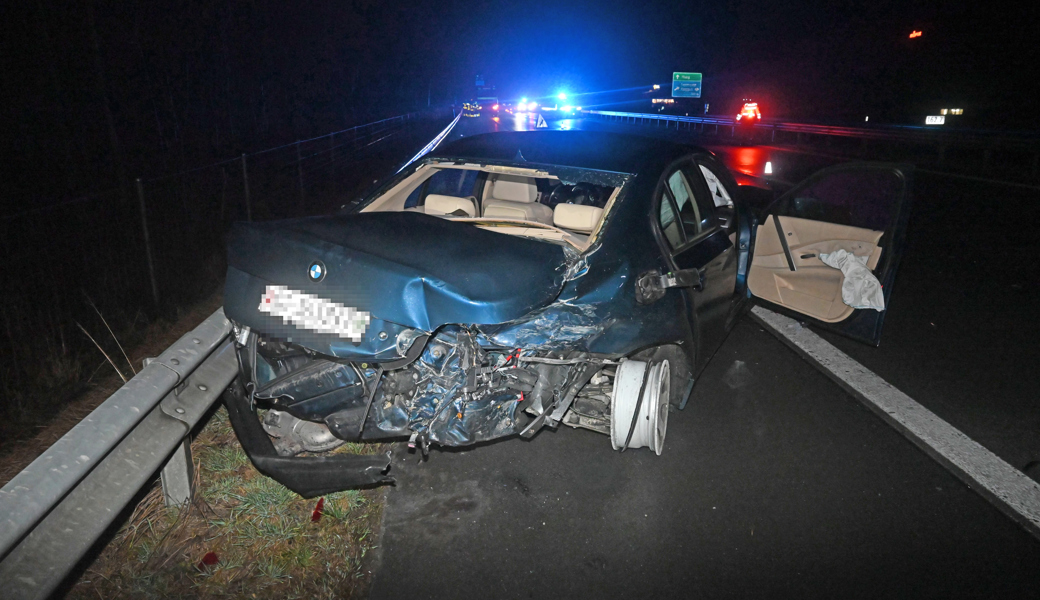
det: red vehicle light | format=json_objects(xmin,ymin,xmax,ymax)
[{"xmin": 737, "ymin": 102, "xmax": 761, "ymax": 120}]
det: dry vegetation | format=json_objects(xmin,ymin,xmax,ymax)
[
  {"xmin": 0, "ymin": 293, "xmax": 226, "ymax": 487},
  {"xmin": 67, "ymin": 407, "xmax": 388, "ymax": 600}
]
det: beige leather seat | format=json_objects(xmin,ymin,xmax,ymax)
[
  {"xmin": 423, "ymin": 194, "xmax": 477, "ymax": 217},
  {"xmin": 553, "ymin": 203, "xmax": 604, "ymax": 234},
  {"xmin": 482, "ymin": 174, "xmax": 554, "ymax": 225}
]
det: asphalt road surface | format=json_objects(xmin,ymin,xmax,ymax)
[{"xmin": 368, "ymin": 111, "xmax": 1040, "ymax": 599}]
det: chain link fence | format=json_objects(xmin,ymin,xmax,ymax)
[{"xmin": 0, "ymin": 108, "xmax": 453, "ymax": 440}]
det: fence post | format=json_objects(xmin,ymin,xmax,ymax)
[
  {"xmin": 135, "ymin": 178, "xmax": 161, "ymax": 309},
  {"xmin": 296, "ymin": 141, "xmax": 305, "ymax": 208},
  {"xmin": 160, "ymin": 437, "xmax": 194, "ymax": 507},
  {"xmin": 241, "ymin": 153, "xmax": 252, "ymax": 222}
]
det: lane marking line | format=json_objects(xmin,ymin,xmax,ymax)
[{"xmin": 750, "ymin": 305, "xmax": 1040, "ymax": 540}]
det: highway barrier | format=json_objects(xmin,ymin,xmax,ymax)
[{"xmin": 587, "ymin": 110, "xmax": 1040, "ymax": 177}]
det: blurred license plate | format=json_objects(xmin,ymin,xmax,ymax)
[{"xmin": 258, "ymin": 285, "xmax": 370, "ymax": 342}]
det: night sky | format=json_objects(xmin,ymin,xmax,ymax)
[{"xmin": 0, "ymin": 0, "xmax": 1035, "ymax": 211}]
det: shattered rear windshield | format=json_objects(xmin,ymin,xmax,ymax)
[{"xmin": 359, "ymin": 160, "xmax": 630, "ymax": 252}]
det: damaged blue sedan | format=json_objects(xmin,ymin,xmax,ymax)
[{"xmin": 222, "ymin": 131, "xmax": 912, "ymax": 497}]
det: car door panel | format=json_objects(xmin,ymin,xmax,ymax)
[
  {"xmin": 671, "ymin": 231, "xmax": 735, "ymax": 355},
  {"xmin": 662, "ymin": 162, "xmax": 737, "ymax": 375},
  {"xmin": 749, "ymin": 163, "xmax": 912, "ymax": 345},
  {"xmin": 748, "ymin": 216, "xmax": 883, "ymax": 323}
]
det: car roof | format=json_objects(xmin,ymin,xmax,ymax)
[{"xmin": 431, "ymin": 130, "xmax": 705, "ymax": 174}]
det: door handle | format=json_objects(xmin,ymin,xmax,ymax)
[
  {"xmin": 660, "ymin": 268, "xmax": 705, "ymax": 291},
  {"xmin": 636, "ymin": 268, "xmax": 705, "ymax": 305}
]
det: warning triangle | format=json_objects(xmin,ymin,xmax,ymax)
[{"xmin": 536, "ymin": 114, "xmax": 548, "ymax": 128}]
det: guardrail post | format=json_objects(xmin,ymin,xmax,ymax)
[
  {"xmin": 241, "ymin": 153, "xmax": 252, "ymax": 222},
  {"xmin": 160, "ymin": 437, "xmax": 194, "ymax": 507},
  {"xmin": 296, "ymin": 140, "xmax": 305, "ymax": 208},
  {"xmin": 772, "ymin": 126, "xmax": 777, "ymax": 142},
  {"xmin": 135, "ymin": 178, "xmax": 161, "ymax": 310},
  {"xmin": 797, "ymin": 131, "xmax": 803, "ymax": 146}
]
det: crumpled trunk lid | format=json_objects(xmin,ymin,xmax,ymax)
[{"xmin": 224, "ymin": 211, "xmax": 569, "ymax": 360}]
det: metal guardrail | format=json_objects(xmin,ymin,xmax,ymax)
[
  {"xmin": 0, "ymin": 309, "xmax": 237, "ymax": 599},
  {"xmin": 588, "ymin": 110, "xmax": 1040, "ymax": 174},
  {"xmin": 397, "ymin": 111, "xmax": 462, "ymax": 173}
]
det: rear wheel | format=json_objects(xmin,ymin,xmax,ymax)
[{"xmin": 609, "ymin": 359, "xmax": 670, "ymax": 455}]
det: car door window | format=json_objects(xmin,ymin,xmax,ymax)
[
  {"xmin": 658, "ymin": 190, "xmax": 683, "ymax": 248},
  {"xmin": 775, "ymin": 169, "xmax": 903, "ymax": 231},
  {"xmin": 698, "ymin": 164, "xmax": 733, "ymax": 209},
  {"xmin": 667, "ymin": 170, "xmax": 703, "ymax": 238},
  {"xmin": 696, "ymin": 161, "xmax": 736, "ymax": 232}
]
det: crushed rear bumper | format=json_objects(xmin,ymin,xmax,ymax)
[{"xmin": 222, "ymin": 377, "xmax": 393, "ymax": 498}]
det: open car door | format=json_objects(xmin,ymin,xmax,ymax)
[{"xmin": 747, "ymin": 163, "xmax": 913, "ymax": 346}]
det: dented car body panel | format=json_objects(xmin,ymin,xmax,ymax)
[{"xmin": 225, "ymin": 211, "xmax": 570, "ymax": 358}]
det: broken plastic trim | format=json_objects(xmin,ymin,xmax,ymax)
[{"xmin": 223, "ymin": 378, "xmax": 393, "ymax": 497}]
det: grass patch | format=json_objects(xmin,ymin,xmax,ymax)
[{"xmin": 68, "ymin": 407, "xmax": 388, "ymax": 600}]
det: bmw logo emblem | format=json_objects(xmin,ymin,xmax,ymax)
[{"xmin": 308, "ymin": 261, "xmax": 326, "ymax": 282}]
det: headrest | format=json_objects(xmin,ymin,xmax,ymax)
[
  {"xmin": 425, "ymin": 194, "xmax": 476, "ymax": 217},
  {"xmin": 553, "ymin": 204, "xmax": 604, "ymax": 233},
  {"xmin": 489, "ymin": 175, "xmax": 537, "ymax": 203},
  {"xmin": 483, "ymin": 204, "xmax": 529, "ymax": 220}
]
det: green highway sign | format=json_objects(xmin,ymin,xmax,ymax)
[{"xmin": 672, "ymin": 72, "xmax": 702, "ymax": 98}]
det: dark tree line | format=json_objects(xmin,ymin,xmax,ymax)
[{"xmin": 0, "ymin": 0, "xmax": 458, "ymax": 216}]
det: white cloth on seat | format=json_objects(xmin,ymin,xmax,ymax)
[
  {"xmin": 819, "ymin": 249, "xmax": 885, "ymax": 311},
  {"xmin": 553, "ymin": 204, "xmax": 604, "ymax": 233},
  {"xmin": 482, "ymin": 174, "xmax": 554, "ymax": 225},
  {"xmin": 424, "ymin": 194, "xmax": 476, "ymax": 217}
]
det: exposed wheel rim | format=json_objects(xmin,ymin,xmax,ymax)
[{"xmin": 610, "ymin": 359, "xmax": 670, "ymax": 454}]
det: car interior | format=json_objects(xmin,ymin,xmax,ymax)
[{"xmin": 361, "ymin": 163, "xmax": 618, "ymax": 251}]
